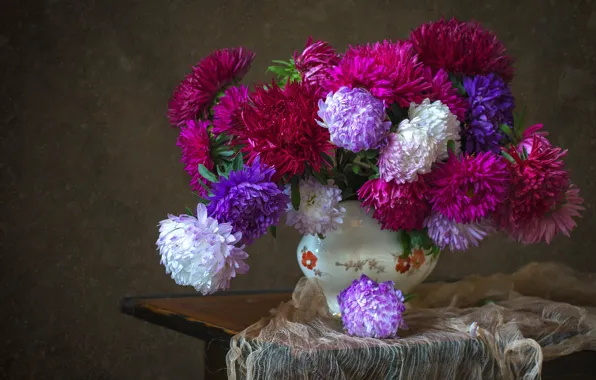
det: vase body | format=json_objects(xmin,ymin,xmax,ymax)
[{"xmin": 297, "ymin": 200, "xmax": 439, "ymax": 315}]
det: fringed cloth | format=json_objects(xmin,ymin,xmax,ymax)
[{"xmin": 226, "ymin": 262, "xmax": 596, "ymax": 379}]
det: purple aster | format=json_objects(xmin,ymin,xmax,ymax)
[
  {"xmin": 462, "ymin": 73, "xmax": 515, "ymax": 153},
  {"xmin": 207, "ymin": 157, "xmax": 289, "ymax": 244},
  {"xmin": 317, "ymin": 86, "xmax": 392, "ymax": 152},
  {"xmin": 424, "ymin": 212, "xmax": 493, "ymax": 251},
  {"xmin": 338, "ymin": 274, "xmax": 407, "ymax": 339}
]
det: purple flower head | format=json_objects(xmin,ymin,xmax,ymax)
[
  {"xmin": 424, "ymin": 212, "xmax": 493, "ymax": 251},
  {"xmin": 207, "ymin": 157, "xmax": 289, "ymax": 244},
  {"xmin": 338, "ymin": 274, "xmax": 407, "ymax": 339},
  {"xmin": 317, "ymin": 86, "xmax": 392, "ymax": 152},
  {"xmin": 463, "ymin": 74, "xmax": 515, "ymax": 153}
]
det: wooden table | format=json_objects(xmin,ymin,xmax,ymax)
[{"xmin": 120, "ymin": 291, "xmax": 596, "ymax": 379}]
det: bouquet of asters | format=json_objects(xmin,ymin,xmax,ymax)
[{"xmin": 156, "ymin": 18, "xmax": 583, "ymax": 296}]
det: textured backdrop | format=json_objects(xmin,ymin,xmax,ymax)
[{"xmin": 2, "ymin": 0, "xmax": 595, "ymax": 379}]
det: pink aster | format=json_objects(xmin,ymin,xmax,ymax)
[
  {"xmin": 167, "ymin": 47, "xmax": 255, "ymax": 126},
  {"xmin": 410, "ymin": 18, "xmax": 515, "ymax": 82},
  {"xmin": 325, "ymin": 40, "xmax": 429, "ymax": 107},
  {"xmin": 294, "ymin": 37, "xmax": 340, "ymax": 88},
  {"xmin": 509, "ymin": 185, "xmax": 584, "ymax": 244},
  {"xmin": 425, "ymin": 68, "xmax": 468, "ymax": 121},
  {"xmin": 212, "ymin": 84, "xmax": 250, "ymax": 138},
  {"xmin": 428, "ymin": 152, "xmax": 510, "ymax": 223},
  {"xmin": 358, "ymin": 177, "xmax": 430, "ymax": 231},
  {"xmin": 176, "ymin": 120, "xmax": 214, "ymax": 196},
  {"xmin": 519, "ymin": 124, "xmax": 551, "ymax": 155},
  {"xmin": 496, "ymin": 137, "xmax": 570, "ymax": 231}
]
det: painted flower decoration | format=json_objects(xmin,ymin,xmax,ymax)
[
  {"xmin": 156, "ymin": 203, "xmax": 249, "ymax": 295},
  {"xmin": 176, "ymin": 120, "xmax": 214, "ymax": 197},
  {"xmin": 207, "ymin": 157, "xmax": 289, "ymax": 244},
  {"xmin": 395, "ymin": 257, "xmax": 411, "ymax": 274},
  {"xmin": 338, "ymin": 274, "xmax": 407, "ymax": 339},
  {"xmin": 301, "ymin": 249, "xmax": 318, "ymax": 270},
  {"xmin": 168, "ymin": 47, "xmax": 255, "ymax": 126},
  {"xmin": 317, "ymin": 86, "xmax": 392, "ymax": 152},
  {"xmin": 286, "ymin": 178, "xmax": 346, "ymax": 236},
  {"xmin": 410, "ymin": 249, "xmax": 426, "ymax": 269}
]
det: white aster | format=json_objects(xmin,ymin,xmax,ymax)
[
  {"xmin": 156, "ymin": 203, "xmax": 249, "ymax": 295},
  {"xmin": 408, "ymin": 98, "xmax": 461, "ymax": 160},
  {"xmin": 286, "ymin": 178, "xmax": 346, "ymax": 236}
]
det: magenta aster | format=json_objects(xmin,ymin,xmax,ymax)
[
  {"xmin": 325, "ymin": 40, "xmax": 429, "ymax": 107},
  {"xmin": 358, "ymin": 177, "xmax": 430, "ymax": 231},
  {"xmin": 176, "ymin": 120, "xmax": 214, "ymax": 196},
  {"xmin": 167, "ymin": 47, "xmax": 255, "ymax": 126},
  {"xmin": 410, "ymin": 18, "xmax": 515, "ymax": 82},
  {"xmin": 428, "ymin": 152, "xmax": 509, "ymax": 223},
  {"xmin": 508, "ymin": 185, "xmax": 584, "ymax": 244},
  {"xmin": 294, "ymin": 37, "xmax": 340, "ymax": 88},
  {"xmin": 519, "ymin": 124, "xmax": 551, "ymax": 155},
  {"xmin": 212, "ymin": 84, "xmax": 250, "ymax": 138},
  {"xmin": 426, "ymin": 69, "xmax": 468, "ymax": 121}
]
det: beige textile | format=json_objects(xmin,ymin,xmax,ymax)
[{"xmin": 227, "ymin": 262, "xmax": 596, "ymax": 379}]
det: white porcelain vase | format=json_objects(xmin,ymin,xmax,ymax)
[{"xmin": 296, "ymin": 200, "xmax": 439, "ymax": 315}]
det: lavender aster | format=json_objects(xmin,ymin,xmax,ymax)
[
  {"xmin": 338, "ymin": 274, "xmax": 407, "ymax": 339},
  {"xmin": 463, "ymin": 73, "xmax": 515, "ymax": 153},
  {"xmin": 424, "ymin": 212, "xmax": 493, "ymax": 251},
  {"xmin": 317, "ymin": 86, "xmax": 392, "ymax": 152},
  {"xmin": 156, "ymin": 203, "xmax": 249, "ymax": 295},
  {"xmin": 207, "ymin": 157, "xmax": 289, "ymax": 244},
  {"xmin": 286, "ymin": 178, "xmax": 346, "ymax": 236}
]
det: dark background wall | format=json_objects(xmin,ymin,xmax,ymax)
[{"xmin": 1, "ymin": 0, "xmax": 595, "ymax": 379}]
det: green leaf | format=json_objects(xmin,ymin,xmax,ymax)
[
  {"xmin": 312, "ymin": 170, "xmax": 327, "ymax": 185},
  {"xmin": 499, "ymin": 124, "xmax": 514, "ymax": 140},
  {"xmin": 403, "ymin": 293, "xmax": 416, "ymax": 303},
  {"xmin": 521, "ymin": 146, "xmax": 529, "ymax": 160},
  {"xmin": 217, "ymin": 150, "xmax": 235, "ymax": 157},
  {"xmin": 185, "ymin": 206, "xmax": 194, "ymax": 216},
  {"xmin": 214, "ymin": 132, "xmax": 229, "ymax": 145},
  {"xmin": 431, "ymin": 245, "xmax": 441, "ymax": 257},
  {"xmin": 232, "ymin": 152, "xmax": 244, "ymax": 171},
  {"xmin": 198, "ymin": 164, "xmax": 219, "ymax": 183},
  {"xmin": 321, "ymin": 152, "xmax": 335, "ymax": 167},
  {"xmin": 400, "ymin": 232, "xmax": 412, "ymax": 259},
  {"xmin": 341, "ymin": 187, "xmax": 355, "ymax": 200},
  {"xmin": 290, "ymin": 175, "xmax": 301, "ymax": 210},
  {"xmin": 197, "ymin": 178, "xmax": 211, "ymax": 195},
  {"xmin": 317, "ymin": 233, "xmax": 326, "ymax": 240},
  {"xmin": 269, "ymin": 225, "xmax": 277, "ymax": 238},
  {"xmin": 196, "ymin": 198, "xmax": 209, "ymax": 205},
  {"xmin": 447, "ymin": 140, "xmax": 456, "ymax": 155},
  {"xmin": 352, "ymin": 164, "xmax": 361, "ymax": 174},
  {"xmin": 501, "ymin": 150, "xmax": 516, "ymax": 164},
  {"xmin": 271, "ymin": 59, "xmax": 293, "ymax": 67}
]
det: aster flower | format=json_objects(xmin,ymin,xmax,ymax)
[
  {"xmin": 317, "ymin": 87, "xmax": 392, "ymax": 152},
  {"xmin": 176, "ymin": 120, "xmax": 214, "ymax": 196},
  {"xmin": 168, "ymin": 47, "xmax": 255, "ymax": 126},
  {"xmin": 207, "ymin": 157, "xmax": 289, "ymax": 244},
  {"xmin": 338, "ymin": 274, "xmax": 407, "ymax": 339},
  {"xmin": 358, "ymin": 177, "xmax": 430, "ymax": 231},
  {"xmin": 326, "ymin": 40, "xmax": 429, "ymax": 106},
  {"xmin": 425, "ymin": 212, "xmax": 493, "ymax": 251},
  {"xmin": 212, "ymin": 84, "xmax": 250, "ymax": 138},
  {"xmin": 518, "ymin": 124, "xmax": 551, "ymax": 155},
  {"xmin": 425, "ymin": 69, "xmax": 468, "ymax": 121},
  {"xmin": 294, "ymin": 37, "xmax": 340, "ymax": 88},
  {"xmin": 496, "ymin": 138, "xmax": 570, "ymax": 230},
  {"xmin": 286, "ymin": 178, "xmax": 346, "ymax": 236},
  {"xmin": 509, "ymin": 185, "xmax": 584, "ymax": 244},
  {"xmin": 156, "ymin": 203, "xmax": 249, "ymax": 295},
  {"xmin": 240, "ymin": 81, "xmax": 333, "ymax": 180},
  {"xmin": 463, "ymin": 74, "xmax": 515, "ymax": 153},
  {"xmin": 378, "ymin": 124, "xmax": 439, "ymax": 184},
  {"xmin": 408, "ymin": 98, "xmax": 461, "ymax": 160},
  {"xmin": 428, "ymin": 152, "xmax": 509, "ymax": 223},
  {"xmin": 410, "ymin": 18, "xmax": 515, "ymax": 82}
]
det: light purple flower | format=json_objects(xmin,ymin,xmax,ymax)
[
  {"xmin": 338, "ymin": 274, "xmax": 407, "ymax": 339},
  {"xmin": 424, "ymin": 212, "xmax": 493, "ymax": 251},
  {"xmin": 156, "ymin": 203, "xmax": 249, "ymax": 295},
  {"xmin": 317, "ymin": 86, "xmax": 392, "ymax": 152},
  {"xmin": 286, "ymin": 178, "xmax": 345, "ymax": 236}
]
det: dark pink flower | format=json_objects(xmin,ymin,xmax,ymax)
[
  {"xmin": 425, "ymin": 69, "xmax": 468, "ymax": 121},
  {"xmin": 428, "ymin": 152, "xmax": 510, "ymax": 223},
  {"xmin": 325, "ymin": 40, "xmax": 429, "ymax": 107},
  {"xmin": 294, "ymin": 37, "xmax": 340, "ymax": 88},
  {"xmin": 410, "ymin": 18, "xmax": 515, "ymax": 82},
  {"xmin": 168, "ymin": 47, "xmax": 255, "ymax": 126},
  {"xmin": 176, "ymin": 120, "xmax": 214, "ymax": 196},
  {"xmin": 212, "ymin": 84, "xmax": 250, "ymax": 138},
  {"xmin": 519, "ymin": 124, "xmax": 551, "ymax": 155}
]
